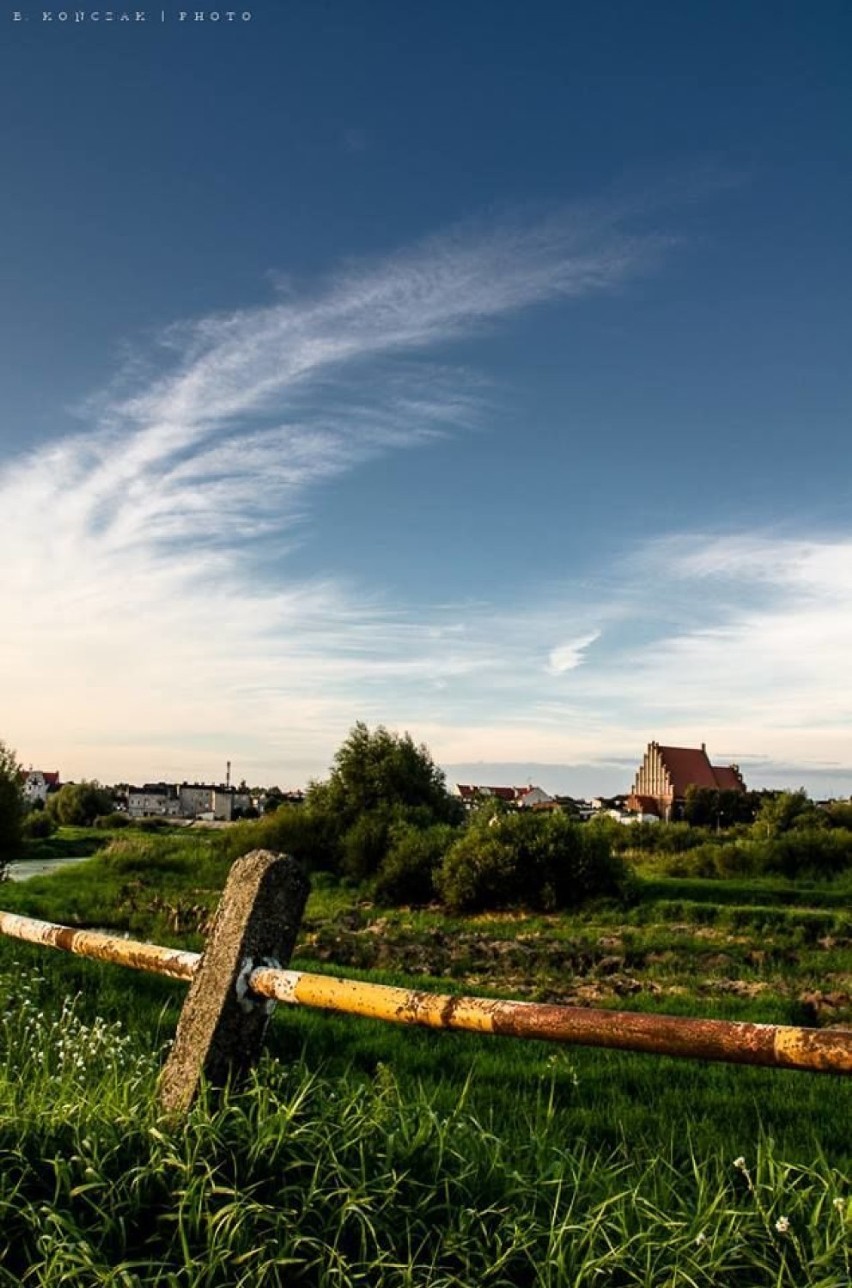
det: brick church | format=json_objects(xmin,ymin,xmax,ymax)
[{"xmin": 627, "ymin": 741, "xmax": 746, "ymax": 820}]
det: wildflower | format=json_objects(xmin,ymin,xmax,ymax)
[
  {"xmin": 833, "ymin": 1198, "xmax": 845, "ymax": 1213},
  {"xmin": 733, "ymin": 1156, "xmax": 746, "ymax": 1170},
  {"xmin": 695, "ymin": 1231, "xmax": 708, "ymax": 1246},
  {"xmin": 775, "ymin": 1216, "xmax": 790, "ymax": 1234}
]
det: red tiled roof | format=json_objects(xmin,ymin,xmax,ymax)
[
  {"xmin": 627, "ymin": 793, "xmax": 661, "ymax": 816},
  {"xmin": 657, "ymin": 746, "xmax": 719, "ymax": 793},
  {"xmin": 19, "ymin": 769, "xmax": 60, "ymax": 784},
  {"xmin": 653, "ymin": 746, "xmax": 745, "ymax": 794},
  {"xmin": 456, "ymin": 784, "xmax": 531, "ymax": 802},
  {"xmin": 712, "ymin": 765, "xmax": 745, "ymax": 792}
]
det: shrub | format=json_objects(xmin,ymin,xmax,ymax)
[
  {"xmin": 436, "ymin": 810, "xmax": 625, "ymax": 913},
  {"xmin": 373, "ymin": 823, "xmax": 457, "ymax": 904},
  {"xmin": 755, "ymin": 828, "xmax": 852, "ymax": 879},
  {"xmin": 219, "ymin": 803, "xmax": 342, "ymax": 872},
  {"xmin": 135, "ymin": 815, "xmax": 174, "ymax": 833},
  {"xmin": 21, "ymin": 810, "xmax": 57, "ymax": 840},
  {"xmin": 93, "ymin": 812, "xmax": 132, "ymax": 830},
  {"xmin": 46, "ymin": 781, "xmax": 115, "ymax": 826}
]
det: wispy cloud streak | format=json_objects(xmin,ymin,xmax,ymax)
[
  {"xmin": 0, "ymin": 207, "xmax": 661, "ymax": 779},
  {"xmin": 8, "ymin": 202, "xmax": 849, "ymax": 794}
]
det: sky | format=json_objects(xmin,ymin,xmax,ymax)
[{"xmin": 1, "ymin": 1, "xmax": 851, "ymax": 797}]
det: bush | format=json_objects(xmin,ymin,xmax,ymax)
[
  {"xmin": 755, "ymin": 828, "xmax": 852, "ymax": 879},
  {"xmin": 135, "ymin": 815, "xmax": 174, "ymax": 833},
  {"xmin": 373, "ymin": 823, "xmax": 457, "ymax": 904},
  {"xmin": 218, "ymin": 804, "xmax": 342, "ymax": 872},
  {"xmin": 21, "ymin": 810, "xmax": 57, "ymax": 840},
  {"xmin": 436, "ymin": 810, "xmax": 625, "ymax": 913},
  {"xmin": 93, "ymin": 812, "xmax": 132, "ymax": 830},
  {"xmin": 46, "ymin": 781, "xmax": 115, "ymax": 826}
]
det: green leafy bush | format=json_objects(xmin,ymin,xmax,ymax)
[
  {"xmin": 21, "ymin": 810, "xmax": 57, "ymax": 840},
  {"xmin": 437, "ymin": 810, "xmax": 625, "ymax": 913},
  {"xmin": 46, "ymin": 781, "xmax": 115, "ymax": 826},
  {"xmin": 92, "ymin": 812, "xmax": 131, "ymax": 830},
  {"xmin": 373, "ymin": 822, "xmax": 457, "ymax": 904},
  {"xmin": 754, "ymin": 828, "xmax": 852, "ymax": 879},
  {"xmin": 135, "ymin": 815, "xmax": 174, "ymax": 832},
  {"xmin": 219, "ymin": 802, "xmax": 342, "ymax": 872}
]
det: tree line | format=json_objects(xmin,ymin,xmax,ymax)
[{"xmin": 4, "ymin": 727, "xmax": 852, "ymax": 899}]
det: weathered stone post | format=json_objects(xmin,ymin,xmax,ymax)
[{"xmin": 158, "ymin": 850, "xmax": 309, "ymax": 1116}]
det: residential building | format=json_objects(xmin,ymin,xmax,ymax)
[
  {"xmin": 127, "ymin": 784, "xmax": 181, "ymax": 818},
  {"xmin": 19, "ymin": 769, "xmax": 60, "ymax": 805},
  {"xmin": 455, "ymin": 784, "xmax": 555, "ymax": 810}
]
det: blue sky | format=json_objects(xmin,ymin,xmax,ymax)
[{"xmin": 1, "ymin": 1, "xmax": 851, "ymax": 795}]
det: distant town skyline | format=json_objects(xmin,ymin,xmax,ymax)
[{"xmin": 2, "ymin": 4, "xmax": 851, "ymax": 798}]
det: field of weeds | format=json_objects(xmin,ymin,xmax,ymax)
[{"xmin": 0, "ymin": 830, "xmax": 850, "ymax": 1284}]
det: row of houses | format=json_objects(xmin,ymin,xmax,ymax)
[
  {"xmin": 18, "ymin": 741, "xmax": 750, "ymax": 825},
  {"xmin": 456, "ymin": 741, "xmax": 749, "ymax": 823},
  {"xmin": 125, "ymin": 782, "xmax": 253, "ymax": 822},
  {"xmin": 455, "ymin": 783, "xmax": 606, "ymax": 820}
]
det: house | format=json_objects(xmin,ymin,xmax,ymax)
[
  {"xmin": 127, "ymin": 783, "xmax": 181, "ymax": 818},
  {"xmin": 627, "ymin": 741, "xmax": 746, "ymax": 820},
  {"xmin": 19, "ymin": 769, "xmax": 60, "ymax": 805},
  {"xmin": 126, "ymin": 780, "xmax": 253, "ymax": 821},
  {"xmin": 455, "ymin": 784, "xmax": 555, "ymax": 810}
]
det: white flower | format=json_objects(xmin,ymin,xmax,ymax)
[
  {"xmin": 695, "ymin": 1231, "xmax": 708, "ymax": 1246},
  {"xmin": 775, "ymin": 1216, "xmax": 790, "ymax": 1234},
  {"xmin": 733, "ymin": 1156, "xmax": 746, "ymax": 1170},
  {"xmin": 833, "ymin": 1198, "xmax": 845, "ymax": 1213}
]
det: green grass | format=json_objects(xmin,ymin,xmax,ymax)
[
  {"xmin": 631, "ymin": 872, "xmax": 852, "ymax": 909},
  {"xmin": 0, "ymin": 834, "xmax": 850, "ymax": 1283},
  {"xmin": 0, "ymin": 951, "xmax": 849, "ymax": 1286},
  {"xmin": 1, "ymin": 830, "xmax": 231, "ymax": 948}
]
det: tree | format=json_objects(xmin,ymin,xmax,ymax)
[
  {"xmin": 751, "ymin": 789, "xmax": 822, "ymax": 839},
  {"xmin": 312, "ymin": 723, "xmax": 462, "ymax": 826},
  {"xmin": 0, "ymin": 740, "xmax": 25, "ymax": 873},
  {"xmin": 46, "ymin": 780, "xmax": 115, "ymax": 827},
  {"xmin": 307, "ymin": 723, "xmax": 463, "ymax": 879}
]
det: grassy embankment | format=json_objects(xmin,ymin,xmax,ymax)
[{"xmin": 0, "ymin": 827, "xmax": 849, "ymax": 1284}]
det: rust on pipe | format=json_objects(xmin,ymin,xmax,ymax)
[
  {"xmin": 1, "ymin": 909, "xmax": 850, "ymax": 1075},
  {"xmin": 0, "ymin": 910, "xmax": 199, "ymax": 982},
  {"xmin": 249, "ymin": 966, "xmax": 852, "ymax": 1076}
]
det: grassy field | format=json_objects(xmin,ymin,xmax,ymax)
[{"xmin": 0, "ymin": 828, "xmax": 850, "ymax": 1284}]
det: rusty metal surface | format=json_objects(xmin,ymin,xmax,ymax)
[
  {"xmin": 0, "ymin": 910, "xmax": 199, "ymax": 981},
  {"xmin": 249, "ymin": 966, "xmax": 852, "ymax": 1075},
  {"xmin": 1, "ymin": 909, "xmax": 850, "ymax": 1074}
]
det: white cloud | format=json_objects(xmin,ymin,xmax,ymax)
[
  {"xmin": 0, "ymin": 206, "xmax": 659, "ymax": 782},
  {"xmin": 4, "ymin": 195, "xmax": 850, "ymax": 796},
  {"xmin": 548, "ymin": 632, "xmax": 601, "ymax": 674}
]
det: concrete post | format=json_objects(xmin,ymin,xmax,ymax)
[{"xmin": 158, "ymin": 850, "xmax": 309, "ymax": 1116}]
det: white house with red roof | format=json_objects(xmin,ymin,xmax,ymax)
[
  {"xmin": 455, "ymin": 783, "xmax": 554, "ymax": 810},
  {"xmin": 19, "ymin": 769, "xmax": 61, "ymax": 805}
]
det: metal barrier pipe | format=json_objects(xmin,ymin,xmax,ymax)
[
  {"xmin": 248, "ymin": 965, "xmax": 852, "ymax": 1075},
  {"xmin": 0, "ymin": 910, "xmax": 199, "ymax": 981},
  {"xmin": 2, "ymin": 909, "xmax": 850, "ymax": 1075}
]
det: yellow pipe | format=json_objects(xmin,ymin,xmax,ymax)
[
  {"xmin": 0, "ymin": 910, "xmax": 199, "ymax": 981},
  {"xmin": 248, "ymin": 966, "xmax": 852, "ymax": 1075},
  {"xmin": 2, "ymin": 909, "xmax": 849, "ymax": 1074}
]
